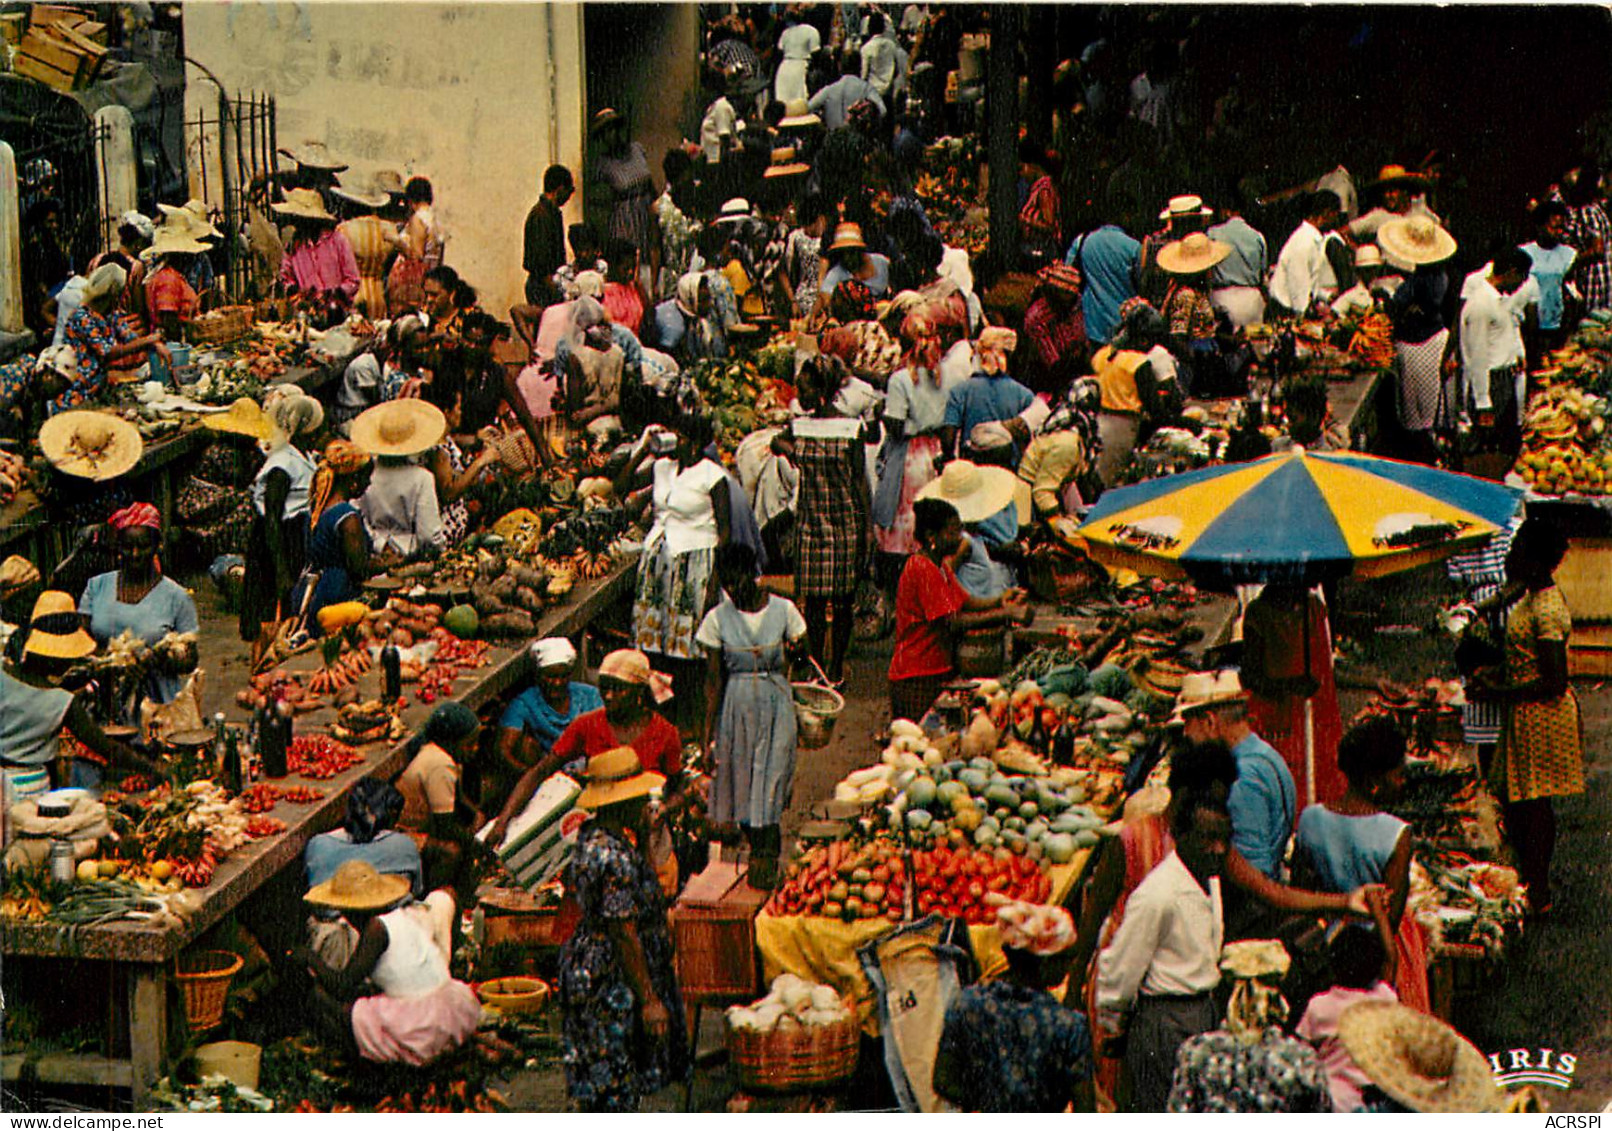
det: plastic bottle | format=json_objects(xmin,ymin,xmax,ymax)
[{"xmin": 381, "ymin": 642, "xmax": 402, "ymax": 703}]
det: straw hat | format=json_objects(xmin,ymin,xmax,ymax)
[
  {"xmin": 1337, "ymin": 1001, "xmax": 1503, "ymax": 1113},
  {"xmin": 350, "ymin": 399, "xmax": 447, "ymax": 458},
  {"xmin": 1157, "ymin": 232, "xmax": 1231, "ymax": 275},
  {"xmin": 148, "ymin": 220, "xmax": 211, "ymax": 257},
  {"xmin": 1220, "ymin": 939, "xmax": 1291, "ymax": 980},
  {"xmin": 916, "ymin": 460, "xmax": 1021, "ymax": 524},
  {"xmin": 372, "ymin": 169, "xmax": 406, "ymax": 197},
  {"xmin": 332, "ymin": 172, "xmax": 391, "ymax": 210},
  {"xmin": 0, "ymin": 555, "xmax": 41, "ymax": 598},
  {"xmin": 778, "ymin": 99, "xmax": 822, "ymax": 129},
  {"xmin": 39, "ymin": 411, "xmax": 143, "ymax": 481},
  {"xmin": 1378, "ymin": 216, "xmax": 1457, "ymax": 267},
  {"xmin": 157, "ymin": 200, "xmax": 222, "ymax": 239},
  {"xmin": 203, "ymin": 397, "xmax": 273, "ymax": 442},
  {"xmin": 303, "ymin": 859, "xmax": 411, "ymax": 912},
  {"xmin": 1354, "ymin": 244, "xmax": 1385, "ymax": 268},
  {"xmin": 1369, "ymin": 164, "xmax": 1429, "ymax": 192},
  {"xmin": 21, "ymin": 590, "xmax": 96, "ymax": 661},
  {"xmin": 278, "ymin": 140, "xmax": 348, "ymax": 171},
  {"xmin": 1167, "ymin": 669, "xmax": 1248, "ymax": 725},
  {"xmin": 714, "ymin": 198, "xmax": 754, "ymax": 224},
  {"xmin": 576, "ymin": 746, "xmax": 665, "ymax": 811},
  {"xmin": 273, "ymin": 187, "xmax": 338, "ymax": 223},
  {"xmin": 764, "ymin": 147, "xmax": 811, "ymax": 179},
  {"xmin": 82, "ymin": 262, "xmax": 127, "ymax": 306},
  {"xmin": 1159, "ymin": 194, "xmax": 1213, "ymax": 222},
  {"xmin": 590, "ymin": 107, "xmax": 623, "ymax": 134},
  {"xmin": 827, "ymin": 221, "xmax": 868, "ymax": 253}
]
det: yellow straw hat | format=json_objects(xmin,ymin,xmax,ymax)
[
  {"xmin": 1157, "ymin": 232, "xmax": 1232, "ymax": 275},
  {"xmin": 576, "ymin": 746, "xmax": 665, "ymax": 811},
  {"xmin": 1338, "ymin": 1001, "xmax": 1503, "ymax": 1113},
  {"xmin": 1377, "ymin": 216, "xmax": 1457, "ymax": 267},
  {"xmin": 350, "ymin": 400, "xmax": 447, "ymax": 458},
  {"xmin": 303, "ymin": 859, "xmax": 412, "ymax": 912},
  {"xmin": 38, "ymin": 411, "xmax": 144, "ymax": 482},
  {"xmin": 916, "ymin": 460, "xmax": 1021, "ymax": 525},
  {"xmin": 272, "ymin": 187, "xmax": 338, "ymax": 223},
  {"xmin": 203, "ymin": 397, "xmax": 273, "ymax": 442},
  {"xmin": 21, "ymin": 590, "xmax": 96, "ymax": 661}
]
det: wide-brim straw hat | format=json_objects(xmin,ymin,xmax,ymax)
[
  {"xmin": 764, "ymin": 148, "xmax": 810, "ymax": 179},
  {"xmin": 372, "ymin": 169, "xmax": 405, "ymax": 197},
  {"xmin": 1157, "ymin": 232, "xmax": 1231, "ymax": 275},
  {"xmin": 778, "ymin": 99, "xmax": 821, "ymax": 129},
  {"xmin": 157, "ymin": 200, "xmax": 221, "ymax": 239},
  {"xmin": 1159, "ymin": 193, "xmax": 1212, "ymax": 222},
  {"xmin": 203, "ymin": 397, "xmax": 273, "ymax": 442},
  {"xmin": 332, "ymin": 172, "xmax": 391, "ymax": 210},
  {"xmin": 1378, "ymin": 216, "xmax": 1457, "ymax": 267},
  {"xmin": 22, "ymin": 590, "xmax": 96, "ymax": 660},
  {"xmin": 1338, "ymin": 1001, "xmax": 1503, "ymax": 1113},
  {"xmin": 39, "ymin": 411, "xmax": 144, "ymax": 482},
  {"xmin": 0, "ymin": 554, "xmax": 41, "ymax": 598},
  {"xmin": 147, "ymin": 225, "xmax": 211, "ymax": 257},
  {"xmin": 350, "ymin": 399, "xmax": 447, "ymax": 458},
  {"xmin": 917, "ymin": 459, "xmax": 1021, "ymax": 525},
  {"xmin": 1167, "ymin": 669, "xmax": 1248, "ymax": 726},
  {"xmin": 273, "ymin": 187, "xmax": 338, "ymax": 223},
  {"xmin": 576, "ymin": 746, "xmax": 665, "ymax": 811},
  {"xmin": 278, "ymin": 141, "xmax": 348, "ymax": 172},
  {"xmin": 827, "ymin": 221, "xmax": 868, "ymax": 253},
  {"xmin": 304, "ymin": 859, "xmax": 411, "ymax": 912},
  {"xmin": 714, "ymin": 198, "xmax": 754, "ymax": 224},
  {"xmin": 1370, "ymin": 164, "xmax": 1429, "ymax": 192}
]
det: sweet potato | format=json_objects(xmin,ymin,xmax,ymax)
[
  {"xmin": 398, "ymin": 617, "xmax": 433, "ymax": 637},
  {"xmin": 481, "ymin": 611, "xmax": 537, "ymax": 638},
  {"xmin": 513, "ymin": 586, "xmax": 544, "ymax": 614},
  {"xmin": 488, "ymin": 575, "xmax": 519, "ymax": 603},
  {"xmin": 506, "ymin": 564, "xmax": 546, "ymax": 591},
  {"xmin": 473, "ymin": 591, "xmax": 509, "ymax": 617}
]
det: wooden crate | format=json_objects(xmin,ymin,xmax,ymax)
[
  {"xmin": 15, "ymin": 26, "xmax": 98, "ymax": 92},
  {"xmin": 1569, "ymin": 621, "xmax": 1612, "ymax": 678},
  {"xmin": 671, "ymin": 861, "xmax": 769, "ymax": 1003},
  {"xmin": 0, "ymin": 13, "xmax": 28, "ymax": 47}
]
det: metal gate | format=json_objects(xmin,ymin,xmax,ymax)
[
  {"xmin": 0, "ymin": 75, "xmax": 110, "ymax": 280},
  {"xmin": 183, "ymin": 90, "xmax": 279, "ymax": 301}
]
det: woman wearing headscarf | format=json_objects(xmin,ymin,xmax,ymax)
[
  {"xmin": 652, "ymin": 272, "xmax": 727, "ymax": 363},
  {"xmin": 494, "ymin": 637, "xmax": 603, "ymax": 798},
  {"xmin": 57, "ymin": 263, "xmax": 170, "ymax": 414},
  {"xmin": 395, "ymin": 701, "xmax": 484, "ymax": 895},
  {"xmin": 303, "ymin": 777, "xmax": 424, "ymax": 967},
  {"xmin": 490, "ymin": 647, "xmax": 684, "ymax": 846},
  {"xmin": 241, "ymin": 393, "xmax": 324, "ymax": 659},
  {"xmin": 85, "ymin": 211, "xmax": 154, "ymax": 326},
  {"xmin": 79, "ymin": 503, "xmax": 199, "ymax": 707},
  {"xmin": 557, "ymin": 747, "xmax": 688, "ymax": 1111},
  {"xmin": 291, "ymin": 439, "xmax": 375, "ymax": 636},
  {"xmin": 300, "ymin": 860, "xmax": 478, "ymax": 1067},
  {"xmin": 561, "ymin": 296, "xmax": 627, "ymax": 442}
]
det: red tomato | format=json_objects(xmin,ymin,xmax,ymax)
[{"xmin": 967, "ymin": 881, "xmax": 985, "ymax": 900}]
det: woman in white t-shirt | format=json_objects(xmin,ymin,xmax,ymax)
[
  {"xmin": 775, "ymin": 17, "xmax": 822, "ymax": 104},
  {"xmin": 244, "ymin": 393, "xmax": 322, "ymax": 658},
  {"xmin": 629, "ymin": 414, "xmax": 731, "ymax": 662}
]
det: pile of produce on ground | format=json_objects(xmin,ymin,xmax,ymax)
[
  {"xmin": 726, "ymin": 974, "xmax": 851, "ymax": 1032},
  {"xmin": 1512, "ymin": 382, "xmax": 1612, "ymax": 495},
  {"xmin": 1409, "ymin": 848, "xmax": 1526, "ymax": 956},
  {"xmin": 685, "ymin": 358, "xmax": 794, "ymax": 452}
]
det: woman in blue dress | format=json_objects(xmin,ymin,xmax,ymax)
[
  {"xmin": 79, "ymin": 503, "xmax": 199, "ymax": 709},
  {"xmin": 698, "ymin": 542, "xmax": 807, "ymax": 888},
  {"xmin": 559, "ymin": 746, "xmax": 687, "ymax": 1111},
  {"xmin": 292, "ymin": 439, "xmax": 375, "ymax": 637}
]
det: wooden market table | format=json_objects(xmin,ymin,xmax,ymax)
[
  {"xmin": 0, "ymin": 560, "xmax": 635, "ymax": 1105},
  {"xmin": 1011, "ymin": 590, "xmax": 1242, "ymax": 667}
]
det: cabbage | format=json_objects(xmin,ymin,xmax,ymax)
[{"xmin": 1089, "ymin": 663, "xmax": 1134, "ymax": 700}]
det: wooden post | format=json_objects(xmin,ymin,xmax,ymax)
[
  {"xmin": 93, "ymin": 106, "xmax": 139, "ymax": 252},
  {"xmin": 128, "ymin": 964, "xmax": 167, "ymax": 1106},
  {"xmin": 0, "ymin": 142, "xmax": 22, "ymax": 333},
  {"xmin": 985, "ymin": 7, "xmax": 1021, "ymax": 278}
]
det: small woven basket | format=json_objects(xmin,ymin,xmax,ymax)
[
  {"xmin": 174, "ymin": 949, "xmax": 243, "ymax": 1032},
  {"xmin": 727, "ymin": 1006, "xmax": 859, "ymax": 1092},
  {"xmin": 792, "ymin": 682, "xmax": 844, "ymax": 750},
  {"xmin": 189, "ymin": 306, "xmax": 255, "ymax": 347}
]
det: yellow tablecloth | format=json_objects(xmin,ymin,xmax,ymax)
[{"xmin": 754, "ymin": 852, "xmax": 1090, "ymax": 1036}]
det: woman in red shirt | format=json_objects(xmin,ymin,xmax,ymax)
[
  {"xmin": 888, "ymin": 499, "xmax": 1029, "ymax": 722},
  {"xmin": 490, "ymin": 648, "xmax": 682, "ymax": 843}
]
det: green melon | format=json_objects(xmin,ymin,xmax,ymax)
[{"xmin": 443, "ymin": 604, "xmax": 479, "ymax": 639}]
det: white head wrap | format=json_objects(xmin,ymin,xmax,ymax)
[{"xmin": 530, "ymin": 637, "xmax": 578, "ymax": 670}]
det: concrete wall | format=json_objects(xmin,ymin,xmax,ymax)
[{"xmin": 181, "ymin": 1, "xmax": 588, "ymax": 319}]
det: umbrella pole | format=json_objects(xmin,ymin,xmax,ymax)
[{"xmin": 1305, "ymin": 697, "xmax": 1316, "ymax": 809}]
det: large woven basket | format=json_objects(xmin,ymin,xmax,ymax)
[
  {"xmin": 727, "ymin": 1007, "xmax": 859, "ymax": 1092},
  {"xmin": 174, "ymin": 949, "xmax": 243, "ymax": 1031},
  {"xmin": 189, "ymin": 306, "xmax": 255, "ymax": 347},
  {"xmin": 792, "ymin": 682, "xmax": 844, "ymax": 750}
]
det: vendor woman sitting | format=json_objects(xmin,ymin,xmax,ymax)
[
  {"xmin": 2, "ymin": 591, "xmax": 164, "ymax": 795},
  {"xmin": 304, "ymin": 777, "xmax": 423, "ymax": 968},
  {"xmin": 494, "ymin": 637, "xmax": 603, "ymax": 796},
  {"xmin": 79, "ymin": 503, "xmax": 199, "ymax": 708}
]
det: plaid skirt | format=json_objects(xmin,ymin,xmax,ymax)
[
  {"xmin": 793, "ymin": 433, "xmax": 869, "ymax": 598},
  {"xmin": 631, "ymin": 543, "xmax": 715, "ymax": 660}
]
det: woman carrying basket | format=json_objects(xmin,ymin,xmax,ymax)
[{"xmin": 698, "ymin": 543, "xmax": 809, "ymax": 889}]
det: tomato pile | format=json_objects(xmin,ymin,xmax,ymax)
[
  {"xmin": 237, "ymin": 783, "xmax": 327, "ymax": 812},
  {"xmin": 245, "ymin": 816, "xmax": 287, "ymax": 838},
  {"xmin": 288, "ymin": 736, "xmax": 363, "ymax": 780},
  {"xmin": 431, "ymin": 633, "xmax": 491, "ymax": 666},
  {"xmin": 912, "ymin": 845, "xmax": 1051, "ymax": 923},
  {"xmin": 279, "ymin": 785, "xmax": 326, "ymax": 804}
]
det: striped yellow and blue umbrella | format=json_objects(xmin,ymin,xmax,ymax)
[{"xmin": 1078, "ymin": 450, "xmax": 1525, "ymax": 588}]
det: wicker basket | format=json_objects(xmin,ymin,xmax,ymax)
[
  {"xmin": 189, "ymin": 306, "xmax": 255, "ymax": 347},
  {"xmin": 174, "ymin": 949, "xmax": 243, "ymax": 1031},
  {"xmin": 956, "ymin": 627, "xmax": 1006, "ymax": 677},
  {"xmin": 727, "ymin": 1007, "xmax": 859, "ymax": 1092},
  {"xmin": 792, "ymin": 682, "xmax": 844, "ymax": 750}
]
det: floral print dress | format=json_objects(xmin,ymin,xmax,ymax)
[
  {"xmin": 1167, "ymin": 1027, "xmax": 1333, "ymax": 1113},
  {"xmin": 933, "ymin": 979, "xmax": 1092, "ymax": 1111},
  {"xmin": 58, "ymin": 306, "xmax": 138, "ymax": 414},
  {"xmin": 558, "ymin": 822, "xmax": 687, "ymax": 1111}
]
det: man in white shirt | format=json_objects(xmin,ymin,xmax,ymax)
[
  {"xmin": 1096, "ymin": 787, "xmax": 1232, "ymax": 1112},
  {"xmin": 1268, "ymin": 191, "xmax": 1340, "ymax": 319},
  {"xmin": 699, "ymin": 91, "xmax": 739, "ymax": 165},
  {"xmin": 859, "ymin": 13, "xmax": 906, "ymax": 101},
  {"xmin": 1458, "ymin": 247, "xmax": 1533, "ymax": 440}
]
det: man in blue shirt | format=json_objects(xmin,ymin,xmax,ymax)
[
  {"xmin": 940, "ymin": 328, "xmax": 1035, "ymax": 465},
  {"xmin": 1522, "ymin": 201, "xmax": 1578, "ymax": 353},
  {"xmin": 1066, "ymin": 223, "xmax": 1141, "ymax": 345},
  {"xmin": 1173, "ymin": 670, "xmax": 1296, "ymax": 881}
]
